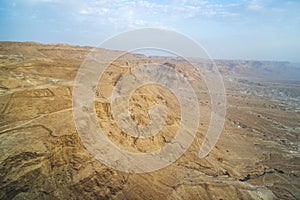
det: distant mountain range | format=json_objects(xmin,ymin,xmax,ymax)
[
  {"xmin": 213, "ymin": 59, "xmax": 300, "ymax": 81},
  {"xmin": 1, "ymin": 42, "xmax": 299, "ymax": 81}
]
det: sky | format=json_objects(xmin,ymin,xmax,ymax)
[{"xmin": 0, "ymin": 0, "xmax": 299, "ymax": 62}]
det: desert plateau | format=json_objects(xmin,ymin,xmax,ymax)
[{"xmin": 0, "ymin": 42, "xmax": 299, "ymax": 200}]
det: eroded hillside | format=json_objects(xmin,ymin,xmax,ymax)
[{"xmin": 0, "ymin": 42, "xmax": 299, "ymax": 199}]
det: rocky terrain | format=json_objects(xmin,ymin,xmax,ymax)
[{"xmin": 0, "ymin": 42, "xmax": 299, "ymax": 199}]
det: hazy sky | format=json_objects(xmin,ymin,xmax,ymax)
[{"xmin": 0, "ymin": 0, "xmax": 299, "ymax": 62}]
